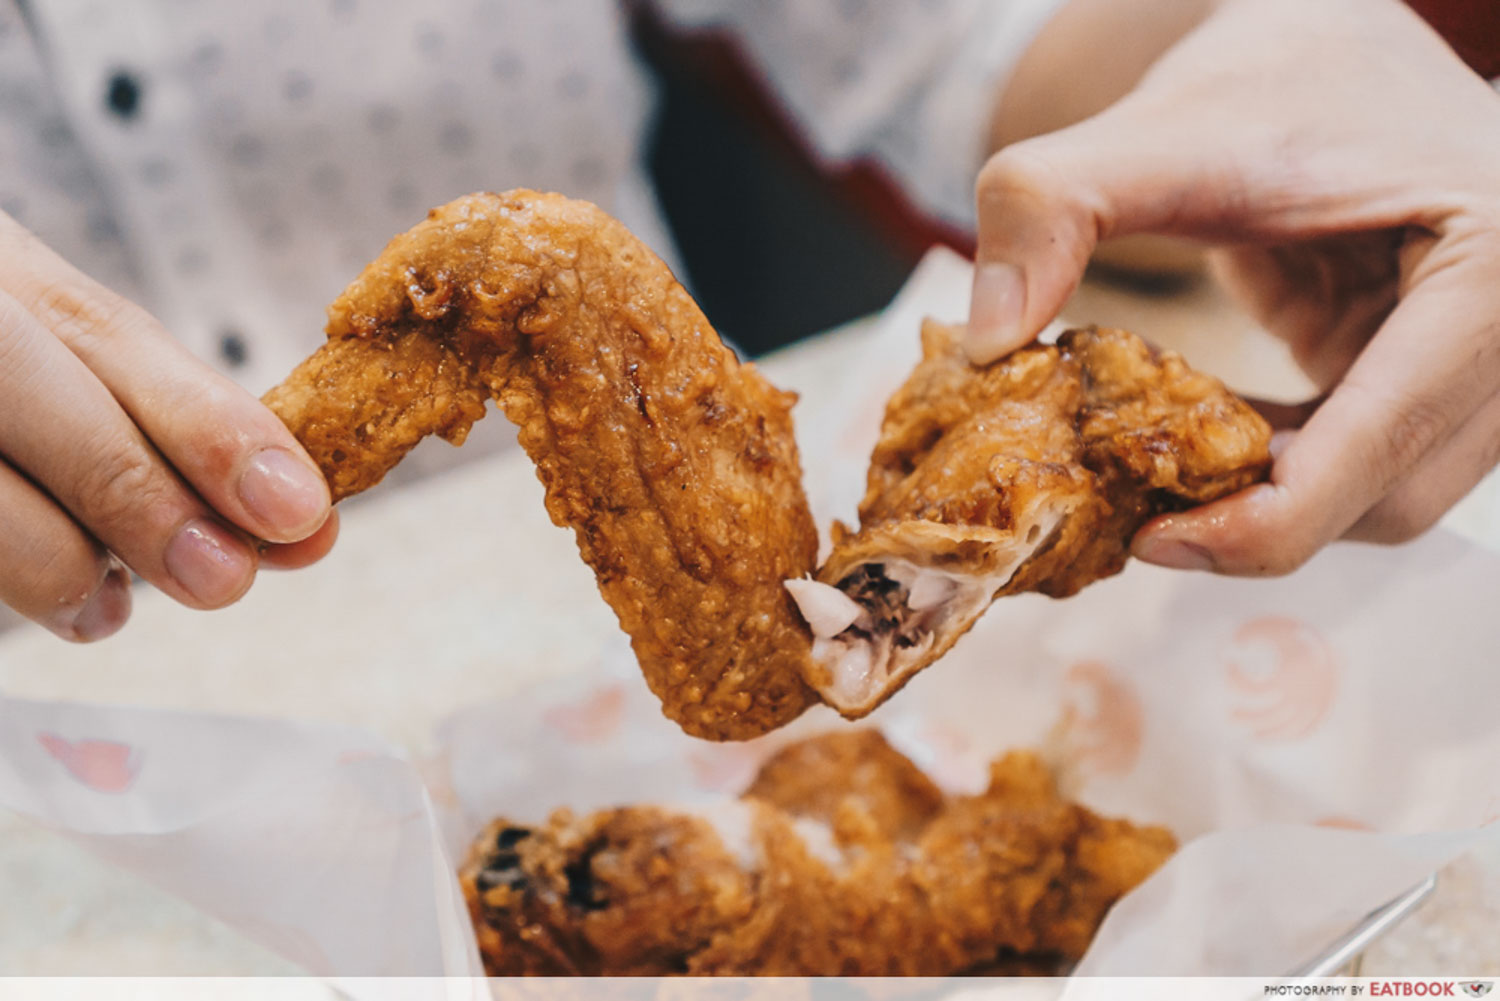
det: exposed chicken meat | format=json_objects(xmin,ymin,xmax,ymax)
[
  {"xmin": 266, "ymin": 192, "xmax": 1269, "ymax": 737},
  {"xmin": 790, "ymin": 321, "xmax": 1271, "ymax": 717}
]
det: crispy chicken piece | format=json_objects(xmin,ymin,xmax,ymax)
[
  {"xmin": 742, "ymin": 728, "xmax": 943, "ymax": 842},
  {"xmin": 267, "ymin": 192, "xmax": 1268, "ymax": 738},
  {"xmin": 264, "ymin": 191, "xmax": 819, "ymax": 740},
  {"xmin": 787, "ymin": 321, "xmax": 1271, "ymax": 717},
  {"xmin": 459, "ymin": 731, "xmax": 1175, "ymax": 975}
]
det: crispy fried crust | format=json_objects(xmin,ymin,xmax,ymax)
[
  {"xmin": 263, "ymin": 191, "xmax": 819, "ymax": 740},
  {"xmin": 843, "ymin": 321, "xmax": 1272, "ymax": 596},
  {"xmin": 742, "ymin": 728, "xmax": 943, "ymax": 841},
  {"xmin": 459, "ymin": 731, "xmax": 1176, "ymax": 975},
  {"xmin": 267, "ymin": 193, "xmax": 1269, "ymax": 738},
  {"xmin": 796, "ymin": 321, "xmax": 1272, "ymax": 716}
]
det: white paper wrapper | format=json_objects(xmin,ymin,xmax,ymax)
[
  {"xmin": 0, "ymin": 697, "xmax": 482, "ymax": 984},
  {"xmin": 1, "ymin": 248, "xmax": 1498, "ymax": 983}
]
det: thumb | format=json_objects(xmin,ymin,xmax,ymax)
[{"xmin": 965, "ymin": 107, "xmax": 1233, "ymax": 364}]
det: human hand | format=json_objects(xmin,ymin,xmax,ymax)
[
  {"xmin": 967, "ymin": 0, "xmax": 1500, "ymax": 575},
  {"xmin": 0, "ymin": 215, "xmax": 336, "ymax": 641}
]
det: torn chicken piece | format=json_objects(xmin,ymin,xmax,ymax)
[
  {"xmin": 791, "ymin": 322, "xmax": 1271, "ymax": 717},
  {"xmin": 267, "ymin": 190, "xmax": 1267, "ymax": 740},
  {"xmin": 459, "ymin": 731, "xmax": 1175, "ymax": 975}
]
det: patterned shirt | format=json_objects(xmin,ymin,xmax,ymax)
[{"xmin": 0, "ymin": 0, "xmax": 1062, "ymax": 393}]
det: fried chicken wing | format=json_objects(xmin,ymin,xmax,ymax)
[
  {"xmin": 459, "ymin": 731, "xmax": 1175, "ymax": 975},
  {"xmin": 263, "ymin": 191, "xmax": 819, "ymax": 740},
  {"xmin": 267, "ymin": 192, "xmax": 1269, "ymax": 738},
  {"xmin": 788, "ymin": 321, "xmax": 1271, "ymax": 717}
]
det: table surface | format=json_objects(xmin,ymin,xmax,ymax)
[{"xmin": 1, "ymin": 271, "xmax": 1496, "ymax": 976}]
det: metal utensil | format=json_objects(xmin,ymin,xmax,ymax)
[{"xmin": 1288, "ymin": 873, "xmax": 1440, "ymax": 976}]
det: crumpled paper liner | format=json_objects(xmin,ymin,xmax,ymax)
[{"xmin": 1, "ymin": 248, "xmax": 1497, "ymax": 983}]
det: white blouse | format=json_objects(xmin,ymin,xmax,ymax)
[{"xmin": 0, "ymin": 0, "xmax": 1061, "ymax": 392}]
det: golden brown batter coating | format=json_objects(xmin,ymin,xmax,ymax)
[
  {"xmin": 790, "ymin": 321, "xmax": 1271, "ymax": 717},
  {"xmin": 264, "ymin": 191, "xmax": 819, "ymax": 740},
  {"xmin": 742, "ymin": 728, "xmax": 943, "ymax": 842},
  {"xmin": 267, "ymin": 192, "xmax": 1269, "ymax": 738},
  {"xmin": 459, "ymin": 731, "xmax": 1175, "ymax": 975}
]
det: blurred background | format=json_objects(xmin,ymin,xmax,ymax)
[
  {"xmin": 633, "ymin": 7, "xmax": 943, "ymax": 356},
  {"xmin": 631, "ymin": 5, "xmax": 1199, "ymax": 356}
]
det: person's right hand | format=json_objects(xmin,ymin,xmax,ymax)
[
  {"xmin": 0, "ymin": 214, "xmax": 337, "ymax": 641},
  {"xmin": 966, "ymin": 0, "xmax": 1500, "ymax": 577}
]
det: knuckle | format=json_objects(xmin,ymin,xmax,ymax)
[
  {"xmin": 1382, "ymin": 399, "xmax": 1449, "ymax": 472},
  {"xmin": 27, "ymin": 279, "xmax": 157, "ymax": 356},
  {"xmin": 976, "ymin": 143, "xmax": 1101, "ymax": 270},
  {"xmin": 1346, "ymin": 381, "xmax": 1451, "ymax": 481},
  {"xmin": 976, "ymin": 144, "xmax": 1061, "ymax": 208},
  {"xmin": 73, "ymin": 435, "xmax": 177, "ymax": 537},
  {"xmin": 0, "ymin": 511, "xmax": 107, "ymax": 622}
]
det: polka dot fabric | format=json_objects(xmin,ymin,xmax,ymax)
[
  {"xmin": 11, "ymin": 0, "xmax": 656, "ymax": 395},
  {"xmin": 0, "ymin": 0, "xmax": 1061, "ymax": 401},
  {"xmin": 653, "ymin": 0, "xmax": 1066, "ymax": 230},
  {"xmin": 0, "ymin": 1, "xmax": 143, "ymax": 305}
]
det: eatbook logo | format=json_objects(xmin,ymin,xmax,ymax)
[{"xmin": 1461, "ymin": 984, "xmax": 1493, "ymax": 998}]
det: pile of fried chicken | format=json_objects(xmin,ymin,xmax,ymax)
[
  {"xmin": 265, "ymin": 190, "xmax": 1270, "ymax": 741},
  {"xmin": 458, "ymin": 730, "xmax": 1175, "ymax": 976}
]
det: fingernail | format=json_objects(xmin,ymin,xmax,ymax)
[
  {"xmin": 238, "ymin": 448, "xmax": 329, "ymax": 538},
  {"xmin": 965, "ymin": 262, "xmax": 1027, "ymax": 365},
  {"xmin": 71, "ymin": 566, "xmax": 133, "ymax": 641},
  {"xmin": 165, "ymin": 518, "xmax": 255, "ymax": 606},
  {"xmin": 1133, "ymin": 536, "xmax": 1216, "ymax": 572},
  {"xmin": 47, "ymin": 564, "xmax": 133, "ymax": 642}
]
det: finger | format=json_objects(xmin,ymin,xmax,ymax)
[
  {"xmin": 0, "ymin": 291, "xmax": 258, "ymax": 608},
  {"xmin": 1132, "ymin": 272, "xmax": 1500, "ymax": 575},
  {"xmin": 1345, "ymin": 389, "xmax": 1500, "ymax": 544},
  {"xmin": 260, "ymin": 509, "xmax": 340, "ymax": 570},
  {"xmin": 967, "ymin": 105, "xmax": 1240, "ymax": 364},
  {"xmin": 0, "ymin": 459, "xmax": 132, "ymax": 641},
  {"xmin": 0, "ymin": 223, "xmax": 330, "ymax": 544}
]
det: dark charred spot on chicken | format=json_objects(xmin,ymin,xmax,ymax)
[
  {"xmin": 476, "ymin": 845, "xmax": 531, "ymax": 895},
  {"xmin": 495, "ymin": 826, "xmax": 532, "ymax": 850},
  {"xmin": 564, "ymin": 856, "xmax": 609, "ymax": 911}
]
